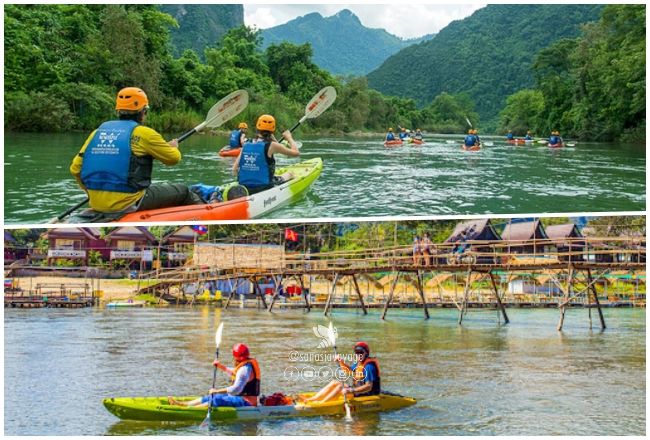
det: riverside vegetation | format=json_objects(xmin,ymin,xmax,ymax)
[{"xmin": 4, "ymin": 4, "xmax": 645, "ymax": 141}]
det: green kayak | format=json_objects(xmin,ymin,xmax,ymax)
[{"xmin": 103, "ymin": 392, "xmax": 416, "ymax": 423}]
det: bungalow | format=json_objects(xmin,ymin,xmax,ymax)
[
  {"xmin": 442, "ymin": 219, "xmax": 502, "ymax": 264},
  {"xmin": 545, "ymin": 223, "xmax": 585, "ymax": 262},
  {"xmin": 104, "ymin": 226, "xmax": 156, "ymax": 269},
  {"xmin": 46, "ymin": 227, "xmax": 104, "ymax": 265},
  {"xmin": 500, "ymin": 220, "xmax": 548, "ymax": 255},
  {"xmin": 161, "ymin": 226, "xmax": 199, "ymax": 267},
  {"xmin": 4, "ymin": 231, "xmax": 17, "ymax": 264}
]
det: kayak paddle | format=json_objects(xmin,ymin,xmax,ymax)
[
  {"xmin": 201, "ymin": 322, "xmax": 224, "ymax": 428},
  {"xmin": 282, "ymin": 86, "xmax": 337, "ymax": 143},
  {"xmin": 52, "ymin": 90, "xmax": 249, "ymax": 223},
  {"xmin": 327, "ymin": 321, "xmax": 353, "ymax": 420}
]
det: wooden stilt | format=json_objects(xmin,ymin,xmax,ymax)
[
  {"xmin": 557, "ymin": 267, "xmax": 574, "ymax": 331},
  {"xmin": 253, "ymin": 280, "xmax": 268, "ymax": 309},
  {"xmin": 489, "ymin": 272, "xmax": 509, "ymax": 324},
  {"xmin": 223, "ymin": 278, "xmax": 234, "ymax": 309},
  {"xmin": 415, "ymin": 270, "xmax": 430, "ymax": 319},
  {"xmin": 587, "ymin": 268, "xmax": 606, "ymax": 330},
  {"xmin": 323, "ymin": 273, "xmax": 340, "ymax": 316},
  {"xmin": 381, "ymin": 271, "xmax": 400, "ymax": 320},
  {"xmin": 298, "ymin": 275, "xmax": 310, "ymax": 312},
  {"xmin": 458, "ymin": 268, "xmax": 472, "ymax": 325},
  {"xmin": 351, "ymin": 274, "xmax": 368, "ymax": 315},
  {"xmin": 267, "ymin": 275, "xmax": 283, "ymax": 312}
]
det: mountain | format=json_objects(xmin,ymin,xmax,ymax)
[
  {"xmin": 160, "ymin": 5, "xmax": 244, "ymax": 58},
  {"xmin": 366, "ymin": 4, "xmax": 604, "ymax": 122},
  {"xmin": 261, "ymin": 9, "xmax": 435, "ymax": 76}
]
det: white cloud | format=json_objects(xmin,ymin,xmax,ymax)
[{"xmin": 244, "ymin": 4, "xmax": 486, "ymax": 38}]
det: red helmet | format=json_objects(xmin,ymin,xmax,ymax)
[
  {"xmin": 232, "ymin": 343, "xmax": 249, "ymax": 360},
  {"xmin": 354, "ymin": 341, "xmax": 370, "ymax": 354}
]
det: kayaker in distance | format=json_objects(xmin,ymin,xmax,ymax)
[
  {"xmin": 233, "ymin": 114, "xmax": 300, "ymax": 195},
  {"xmin": 168, "ymin": 343, "xmax": 261, "ymax": 408},
  {"xmin": 524, "ymin": 130, "xmax": 533, "ymax": 141},
  {"xmin": 224, "ymin": 122, "xmax": 248, "ymax": 151},
  {"xmin": 464, "ymin": 129, "xmax": 478, "ymax": 148},
  {"xmin": 398, "ymin": 127, "xmax": 409, "ymax": 140},
  {"xmin": 70, "ymin": 87, "xmax": 203, "ymax": 214},
  {"xmin": 300, "ymin": 342, "xmax": 380, "ymax": 403},
  {"xmin": 506, "ymin": 129, "xmax": 514, "ymax": 140},
  {"xmin": 548, "ymin": 130, "xmax": 564, "ymax": 147},
  {"xmin": 385, "ymin": 128, "xmax": 396, "ymax": 142},
  {"xmin": 414, "ymin": 129, "xmax": 424, "ymax": 141}
]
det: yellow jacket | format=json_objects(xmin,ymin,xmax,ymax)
[{"xmin": 70, "ymin": 125, "xmax": 181, "ymax": 212}]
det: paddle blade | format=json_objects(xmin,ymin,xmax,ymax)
[
  {"xmin": 304, "ymin": 86, "xmax": 337, "ymax": 120},
  {"xmin": 215, "ymin": 322, "xmax": 224, "ymax": 348},
  {"xmin": 464, "ymin": 116, "xmax": 472, "ymax": 128},
  {"xmin": 205, "ymin": 90, "xmax": 249, "ymax": 128}
]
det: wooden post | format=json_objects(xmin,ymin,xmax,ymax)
[
  {"xmin": 351, "ymin": 274, "xmax": 368, "ymax": 315},
  {"xmin": 223, "ymin": 277, "xmax": 234, "ymax": 309},
  {"xmin": 381, "ymin": 271, "xmax": 400, "ymax": 320},
  {"xmin": 253, "ymin": 280, "xmax": 268, "ymax": 309},
  {"xmin": 323, "ymin": 273, "xmax": 340, "ymax": 316},
  {"xmin": 458, "ymin": 268, "xmax": 472, "ymax": 325},
  {"xmin": 587, "ymin": 268, "xmax": 606, "ymax": 330},
  {"xmin": 489, "ymin": 272, "xmax": 509, "ymax": 324},
  {"xmin": 298, "ymin": 275, "xmax": 310, "ymax": 312},
  {"xmin": 267, "ymin": 275, "xmax": 283, "ymax": 312},
  {"xmin": 557, "ymin": 267, "xmax": 574, "ymax": 331},
  {"xmin": 415, "ymin": 270, "xmax": 430, "ymax": 319}
]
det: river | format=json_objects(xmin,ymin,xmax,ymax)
[
  {"xmin": 4, "ymin": 307, "xmax": 645, "ymax": 435},
  {"xmin": 3, "ymin": 133, "xmax": 646, "ymax": 224}
]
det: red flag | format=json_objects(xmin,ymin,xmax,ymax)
[{"xmin": 285, "ymin": 228, "xmax": 299, "ymax": 242}]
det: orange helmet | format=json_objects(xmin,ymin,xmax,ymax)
[
  {"xmin": 238, "ymin": 122, "xmax": 248, "ymax": 129},
  {"xmin": 115, "ymin": 87, "xmax": 149, "ymax": 112},
  {"xmin": 256, "ymin": 114, "xmax": 276, "ymax": 132}
]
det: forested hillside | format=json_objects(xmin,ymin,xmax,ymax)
[
  {"xmin": 261, "ymin": 9, "xmax": 434, "ymax": 76},
  {"xmin": 367, "ymin": 4, "xmax": 603, "ymax": 125},
  {"xmin": 160, "ymin": 5, "xmax": 243, "ymax": 58}
]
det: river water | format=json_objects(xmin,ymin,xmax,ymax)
[
  {"xmin": 3, "ymin": 133, "xmax": 646, "ymax": 224},
  {"xmin": 4, "ymin": 307, "xmax": 645, "ymax": 435}
]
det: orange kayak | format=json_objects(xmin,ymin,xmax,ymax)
[
  {"xmin": 384, "ymin": 139, "xmax": 403, "ymax": 147},
  {"xmin": 548, "ymin": 143, "xmax": 564, "ymax": 148},
  {"xmin": 507, "ymin": 139, "xmax": 526, "ymax": 145},
  {"xmin": 218, "ymin": 146, "xmax": 241, "ymax": 157},
  {"xmin": 411, "ymin": 139, "xmax": 425, "ymax": 146},
  {"xmin": 462, "ymin": 144, "xmax": 481, "ymax": 151}
]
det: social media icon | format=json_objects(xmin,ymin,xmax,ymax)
[{"xmin": 284, "ymin": 366, "xmax": 300, "ymax": 381}]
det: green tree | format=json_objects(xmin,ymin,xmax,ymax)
[{"xmin": 498, "ymin": 89, "xmax": 545, "ymax": 135}]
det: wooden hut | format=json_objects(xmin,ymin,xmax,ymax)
[
  {"xmin": 161, "ymin": 226, "xmax": 199, "ymax": 267},
  {"xmin": 500, "ymin": 220, "xmax": 548, "ymax": 255},
  {"xmin": 442, "ymin": 219, "xmax": 501, "ymax": 264},
  {"xmin": 46, "ymin": 227, "xmax": 103, "ymax": 265},
  {"xmin": 105, "ymin": 226, "xmax": 156, "ymax": 269},
  {"xmin": 4, "ymin": 231, "xmax": 17, "ymax": 264},
  {"xmin": 545, "ymin": 223, "xmax": 584, "ymax": 262}
]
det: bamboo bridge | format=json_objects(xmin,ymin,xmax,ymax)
[{"xmin": 136, "ymin": 236, "xmax": 645, "ymax": 331}]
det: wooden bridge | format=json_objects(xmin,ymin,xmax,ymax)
[{"xmin": 135, "ymin": 236, "xmax": 645, "ymax": 330}]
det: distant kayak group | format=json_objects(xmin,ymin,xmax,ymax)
[{"xmin": 384, "ymin": 127, "xmax": 425, "ymax": 147}]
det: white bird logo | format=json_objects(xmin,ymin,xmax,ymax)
[{"xmin": 312, "ymin": 324, "xmax": 337, "ymax": 348}]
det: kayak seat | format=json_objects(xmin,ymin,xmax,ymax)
[{"xmin": 74, "ymin": 205, "xmax": 137, "ymax": 223}]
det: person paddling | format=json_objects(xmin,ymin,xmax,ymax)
[
  {"xmin": 233, "ymin": 114, "xmax": 299, "ymax": 195},
  {"xmin": 70, "ymin": 87, "xmax": 203, "ymax": 214},
  {"xmin": 385, "ymin": 128, "xmax": 396, "ymax": 142},
  {"xmin": 168, "ymin": 343, "xmax": 261, "ymax": 408},
  {"xmin": 506, "ymin": 130, "xmax": 514, "ymax": 141},
  {"xmin": 464, "ymin": 129, "xmax": 478, "ymax": 148},
  {"xmin": 398, "ymin": 127, "xmax": 409, "ymax": 140},
  {"xmin": 524, "ymin": 130, "xmax": 533, "ymax": 141},
  {"xmin": 224, "ymin": 122, "xmax": 248, "ymax": 151},
  {"xmin": 548, "ymin": 130, "xmax": 564, "ymax": 147},
  {"xmin": 301, "ymin": 342, "xmax": 380, "ymax": 403},
  {"xmin": 414, "ymin": 129, "xmax": 424, "ymax": 141}
]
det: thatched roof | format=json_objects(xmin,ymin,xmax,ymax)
[
  {"xmin": 445, "ymin": 219, "xmax": 501, "ymax": 242},
  {"xmin": 546, "ymin": 223, "xmax": 583, "ymax": 240},
  {"xmin": 501, "ymin": 220, "xmax": 548, "ymax": 241}
]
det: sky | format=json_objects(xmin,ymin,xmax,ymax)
[{"xmin": 244, "ymin": 4, "xmax": 486, "ymax": 39}]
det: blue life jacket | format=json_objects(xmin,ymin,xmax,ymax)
[
  {"xmin": 238, "ymin": 141, "xmax": 274, "ymax": 188},
  {"xmin": 524, "ymin": 134, "xmax": 532, "ymax": 140},
  {"xmin": 80, "ymin": 120, "xmax": 152, "ymax": 193},
  {"xmin": 398, "ymin": 132, "xmax": 407, "ymax": 140},
  {"xmin": 386, "ymin": 132, "xmax": 395, "ymax": 141},
  {"xmin": 464, "ymin": 135, "xmax": 476, "ymax": 146},
  {"xmin": 229, "ymin": 129, "xmax": 242, "ymax": 148},
  {"xmin": 549, "ymin": 135, "xmax": 561, "ymax": 145},
  {"xmin": 506, "ymin": 132, "xmax": 514, "ymax": 140}
]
